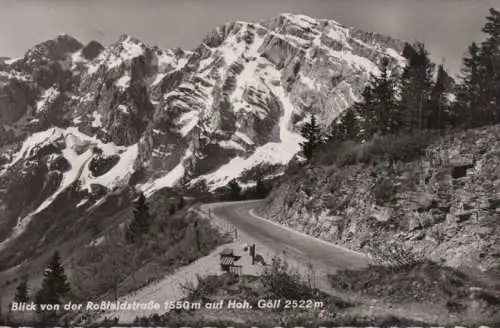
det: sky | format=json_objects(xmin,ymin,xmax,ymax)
[{"xmin": 0, "ymin": 0, "xmax": 499, "ymax": 75}]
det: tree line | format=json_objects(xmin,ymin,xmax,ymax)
[
  {"xmin": 300, "ymin": 8, "xmax": 500, "ymax": 161},
  {"xmin": 225, "ymin": 178, "xmax": 271, "ymax": 201}
]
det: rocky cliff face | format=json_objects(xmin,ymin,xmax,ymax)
[
  {"xmin": 0, "ymin": 13, "xmax": 406, "ymax": 268},
  {"xmin": 257, "ymin": 125, "xmax": 500, "ymax": 276}
]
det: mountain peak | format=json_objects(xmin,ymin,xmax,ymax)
[
  {"xmin": 24, "ymin": 34, "xmax": 83, "ymax": 64},
  {"xmin": 112, "ymin": 34, "xmax": 147, "ymax": 55},
  {"xmin": 117, "ymin": 34, "xmax": 142, "ymax": 44},
  {"xmin": 81, "ymin": 40, "xmax": 105, "ymax": 61},
  {"xmin": 279, "ymin": 12, "xmax": 320, "ymax": 23}
]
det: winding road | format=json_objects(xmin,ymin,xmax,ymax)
[
  {"xmin": 202, "ymin": 200, "xmax": 369, "ymax": 277},
  {"xmin": 98, "ymin": 200, "xmax": 371, "ymax": 323}
]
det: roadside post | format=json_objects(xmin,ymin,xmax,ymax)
[{"xmin": 250, "ymin": 244, "xmax": 255, "ymax": 265}]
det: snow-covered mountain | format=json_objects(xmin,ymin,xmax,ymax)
[{"xmin": 0, "ymin": 13, "xmax": 407, "ymax": 266}]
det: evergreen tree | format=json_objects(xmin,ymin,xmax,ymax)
[
  {"xmin": 226, "ymin": 179, "xmax": 242, "ymax": 201},
  {"xmin": 178, "ymin": 196, "xmax": 185, "ymax": 210},
  {"xmin": 454, "ymin": 42, "xmax": 484, "ymax": 126},
  {"xmin": 350, "ymin": 57, "xmax": 399, "ymax": 139},
  {"xmin": 125, "ymin": 193, "xmax": 153, "ymax": 243},
  {"xmin": 454, "ymin": 9, "xmax": 500, "ymax": 127},
  {"xmin": 300, "ymin": 114, "xmax": 322, "ymax": 161},
  {"xmin": 34, "ymin": 251, "xmax": 70, "ymax": 307},
  {"xmin": 254, "ymin": 178, "xmax": 269, "ymax": 199},
  {"xmin": 402, "ymin": 42, "xmax": 418, "ymax": 60},
  {"xmin": 342, "ymin": 108, "xmax": 359, "ymax": 140},
  {"xmin": 351, "ymin": 84, "xmax": 377, "ymax": 140},
  {"xmin": 398, "ymin": 43, "xmax": 435, "ymax": 131},
  {"xmin": 241, "ymin": 178, "xmax": 270, "ymax": 199},
  {"xmin": 169, "ymin": 204, "xmax": 176, "ymax": 215},
  {"xmin": 14, "ymin": 275, "xmax": 29, "ymax": 303},
  {"xmin": 479, "ymin": 8, "xmax": 500, "ymax": 122},
  {"xmin": 427, "ymin": 64, "xmax": 450, "ymax": 131},
  {"xmin": 372, "ymin": 57, "xmax": 400, "ymax": 134},
  {"xmin": 329, "ymin": 107, "xmax": 360, "ymax": 142}
]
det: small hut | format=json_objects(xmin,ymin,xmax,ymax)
[{"xmin": 219, "ymin": 248, "xmax": 242, "ymax": 275}]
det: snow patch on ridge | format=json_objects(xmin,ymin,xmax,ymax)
[
  {"xmin": 219, "ymin": 140, "xmax": 246, "ymax": 151},
  {"xmin": 8, "ymin": 129, "xmax": 95, "ymax": 244},
  {"xmin": 71, "ymin": 50, "xmax": 87, "ymax": 69},
  {"xmin": 193, "ymin": 58, "xmax": 304, "ymax": 189},
  {"xmin": 0, "ymin": 128, "xmax": 61, "ymax": 176},
  {"xmin": 109, "ymin": 36, "xmax": 144, "ymax": 69},
  {"xmin": 36, "ymin": 87, "xmax": 59, "ymax": 113},
  {"xmin": 234, "ymin": 132, "xmax": 254, "ymax": 145},
  {"xmin": 4, "ymin": 57, "xmax": 22, "ymax": 65},
  {"xmin": 115, "ymin": 74, "xmax": 131, "ymax": 90},
  {"xmin": 86, "ymin": 36, "xmax": 145, "ymax": 75},
  {"xmin": 140, "ymin": 149, "xmax": 193, "ymax": 197},
  {"xmin": 178, "ymin": 111, "xmax": 200, "ymax": 136},
  {"xmin": 262, "ymin": 64, "xmax": 304, "ymax": 149},
  {"xmin": 91, "ymin": 111, "xmax": 103, "ymax": 128},
  {"xmin": 281, "ymin": 13, "xmax": 318, "ymax": 29},
  {"xmin": 193, "ymin": 141, "xmax": 298, "ymax": 190},
  {"xmin": 1, "ymin": 125, "xmax": 140, "ymax": 248},
  {"xmin": 79, "ymin": 144, "xmax": 138, "ymax": 192},
  {"xmin": 386, "ymin": 48, "xmax": 406, "ymax": 65}
]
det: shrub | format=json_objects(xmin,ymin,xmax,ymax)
[
  {"xmin": 319, "ymin": 131, "xmax": 439, "ymax": 167},
  {"xmin": 261, "ymin": 256, "xmax": 319, "ymax": 300},
  {"xmin": 367, "ymin": 241, "xmax": 426, "ymax": 270},
  {"xmin": 180, "ymin": 274, "xmax": 220, "ymax": 303},
  {"xmin": 373, "ymin": 178, "xmax": 395, "ymax": 205}
]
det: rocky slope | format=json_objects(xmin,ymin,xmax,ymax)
[
  {"xmin": 0, "ymin": 14, "xmax": 407, "ymax": 270},
  {"xmin": 257, "ymin": 126, "xmax": 500, "ymax": 277}
]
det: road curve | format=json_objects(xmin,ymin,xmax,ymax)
[{"xmin": 202, "ymin": 200, "xmax": 369, "ymax": 277}]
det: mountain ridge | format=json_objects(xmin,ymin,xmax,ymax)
[{"xmin": 0, "ymin": 13, "xmax": 407, "ymax": 269}]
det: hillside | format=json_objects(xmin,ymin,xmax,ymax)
[{"xmin": 257, "ymin": 125, "xmax": 500, "ymax": 279}]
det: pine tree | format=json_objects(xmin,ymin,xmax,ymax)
[
  {"xmin": 35, "ymin": 251, "xmax": 70, "ymax": 307},
  {"xmin": 454, "ymin": 42, "xmax": 483, "ymax": 126},
  {"xmin": 178, "ymin": 196, "xmax": 185, "ymax": 210},
  {"xmin": 14, "ymin": 275, "xmax": 29, "ymax": 303},
  {"xmin": 300, "ymin": 114, "xmax": 322, "ymax": 161},
  {"xmin": 352, "ymin": 57, "xmax": 399, "ymax": 139},
  {"xmin": 398, "ymin": 43, "xmax": 435, "ymax": 131},
  {"xmin": 329, "ymin": 107, "xmax": 359, "ymax": 142},
  {"xmin": 255, "ymin": 178, "xmax": 269, "ymax": 199},
  {"xmin": 454, "ymin": 9, "xmax": 500, "ymax": 127},
  {"xmin": 372, "ymin": 57, "xmax": 400, "ymax": 134},
  {"xmin": 226, "ymin": 179, "xmax": 242, "ymax": 201},
  {"xmin": 352, "ymin": 84, "xmax": 377, "ymax": 140},
  {"xmin": 125, "ymin": 193, "xmax": 153, "ymax": 243},
  {"xmin": 427, "ymin": 64, "xmax": 450, "ymax": 131},
  {"xmin": 479, "ymin": 8, "xmax": 500, "ymax": 122}
]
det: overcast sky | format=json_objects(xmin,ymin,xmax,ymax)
[{"xmin": 0, "ymin": 0, "xmax": 499, "ymax": 75}]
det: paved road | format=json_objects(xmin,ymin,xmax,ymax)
[{"xmin": 203, "ymin": 200, "xmax": 369, "ymax": 277}]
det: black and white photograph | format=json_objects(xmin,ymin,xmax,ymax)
[{"xmin": 0, "ymin": 0, "xmax": 499, "ymax": 327}]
